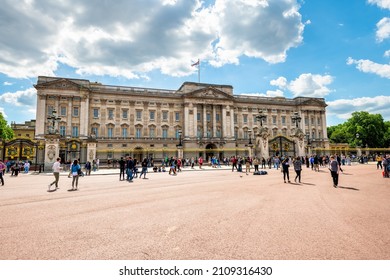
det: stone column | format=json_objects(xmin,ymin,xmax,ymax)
[
  {"xmin": 222, "ymin": 105, "xmax": 227, "ymax": 138},
  {"xmin": 193, "ymin": 105, "xmax": 197, "ymax": 137},
  {"xmin": 321, "ymin": 111, "xmax": 327, "ymax": 139},
  {"xmin": 203, "ymin": 105, "xmax": 207, "ymax": 138},
  {"xmin": 230, "ymin": 108, "xmax": 234, "ymax": 138},
  {"xmin": 300, "ymin": 110, "xmax": 306, "ymax": 135},
  {"xmin": 80, "ymin": 97, "xmax": 88, "ymax": 138},
  {"xmin": 67, "ymin": 98, "xmax": 73, "ymax": 136},
  {"xmin": 35, "ymin": 94, "xmax": 46, "ymax": 137},
  {"xmin": 212, "ymin": 105, "xmax": 216, "ymax": 138},
  {"xmin": 184, "ymin": 104, "xmax": 189, "ymax": 138}
]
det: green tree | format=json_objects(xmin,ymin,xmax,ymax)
[
  {"xmin": 344, "ymin": 111, "xmax": 386, "ymax": 148},
  {"xmin": 327, "ymin": 111, "xmax": 388, "ymax": 148},
  {"xmin": 384, "ymin": 121, "xmax": 390, "ymax": 147},
  {"xmin": 0, "ymin": 113, "xmax": 14, "ymax": 140}
]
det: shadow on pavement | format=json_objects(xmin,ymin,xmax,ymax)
[{"xmin": 338, "ymin": 185, "xmax": 360, "ymax": 191}]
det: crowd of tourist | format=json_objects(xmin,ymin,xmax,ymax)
[{"xmin": 0, "ymin": 153, "xmax": 388, "ymax": 189}]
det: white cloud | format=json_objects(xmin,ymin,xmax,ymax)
[
  {"xmin": 327, "ymin": 95, "xmax": 390, "ymax": 121},
  {"xmin": 384, "ymin": 50, "xmax": 390, "ymax": 57},
  {"xmin": 347, "ymin": 57, "xmax": 390, "ymax": 78},
  {"xmin": 240, "ymin": 89, "xmax": 285, "ymax": 98},
  {"xmin": 368, "ymin": 0, "xmax": 390, "ymax": 10},
  {"xmin": 0, "ymin": 0, "xmax": 305, "ymax": 79},
  {"xmin": 0, "ymin": 107, "xmax": 7, "ymax": 118},
  {"xmin": 270, "ymin": 74, "xmax": 333, "ymax": 98},
  {"xmin": 376, "ymin": 17, "xmax": 390, "ymax": 42},
  {"xmin": 0, "ymin": 88, "xmax": 37, "ymax": 107},
  {"xmin": 270, "ymin": 77, "xmax": 288, "ymax": 88},
  {"xmin": 3, "ymin": 81, "xmax": 12, "ymax": 86}
]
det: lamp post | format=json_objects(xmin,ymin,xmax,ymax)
[
  {"xmin": 291, "ymin": 112, "xmax": 301, "ymax": 128},
  {"xmin": 176, "ymin": 129, "xmax": 183, "ymax": 158},
  {"xmin": 255, "ymin": 109, "xmax": 267, "ymax": 127},
  {"xmin": 247, "ymin": 129, "xmax": 253, "ymax": 158},
  {"xmin": 356, "ymin": 133, "xmax": 362, "ymax": 159},
  {"xmin": 306, "ymin": 133, "xmax": 311, "ymax": 155}
]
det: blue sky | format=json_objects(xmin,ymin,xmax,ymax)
[{"xmin": 1, "ymin": 0, "xmax": 390, "ymax": 126}]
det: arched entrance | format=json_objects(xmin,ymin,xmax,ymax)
[
  {"xmin": 205, "ymin": 143, "xmax": 217, "ymax": 161},
  {"xmin": 133, "ymin": 147, "xmax": 144, "ymax": 163}
]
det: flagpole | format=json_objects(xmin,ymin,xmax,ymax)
[{"xmin": 198, "ymin": 58, "xmax": 200, "ymax": 83}]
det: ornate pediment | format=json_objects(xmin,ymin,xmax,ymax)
[
  {"xmin": 299, "ymin": 98, "xmax": 327, "ymax": 107},
  {"xmin": 183, "ymin": 87, "xmax": 233, "ymax": 100},
  {"xmin": 35, "ymin": 78, "xmax": 87, "ymax": 91}
]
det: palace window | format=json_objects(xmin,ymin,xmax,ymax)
[
  {"xmin": 272, "ymin": 116, "xmax": 277, "ymax": 125},
  {"xmin": 206, "ymin": 113, "xmax": 211, "ymax": 122},
  {"xmin": 197, "ymin": 127, "xmax": 202, "ymax": 138},
  {"xmin": 72, "ymin": 126, "xmax": 79, "ymax": 137},
  {"xmin": 122, "ymin": 109, "xmax": 128, "ymax": 119},
  {"xmin": 107, "ymin": 127, "xmax": 113, "ymax": 138},
  {"xmin": 281, "ymin": 116, "xmax": 286, "ymax": 125},
  {"xmin": 122, "ymin": 127, "xmax": 128, "ymax": 138},
  {"xmin": 108, "ymin": 109, "xmax": 114, "ymax": 120},
  {"xmin": 60, "ymin": 106, "xmax": 66, "ymax": 116},
  {"xmin": 162, "ymin": 128, "xmax": 168, "ymax": 139},
  {"xmin": 150, "ymin": 111, "xmax": 155, "ymax": 121},
  {"xmin": 243, "ymin": 115, "xmax": 248, "ymax": 124},
  {"xmin": 136, "ymin": 127, "xmax": 142, "ymax": 138},
  {"xmin": 216, "ymin": 113, "xmax": 220, "ymax": 122},
  {"xmin": 149, "ymin": 127, "xmax": 155, "ymax": 138},
  {"xmin": 216, "ymin": 128, "xmax": 221, "ymax": 137},
  {"xmin": 59, "ymin": 126, "xmax": 66, "ymax": 137},
  {"xmin": 91, "ymin": 127, "xmax": 98, "ymax": 137},
  {"xmin": 197, "ymin": 112, "xmax": 201, "ymax": 122},
  {"xmin": 234, "ymin": 114, "xmax": 238, "ymax": 124},
  {"xmin": 73, "ymin": 107, "xmax": 79, "ymax": 117},
  {"xmin": 175, "ymin": 112, "xmax": 180, "ymax": 122},
  {"xmin": 162, "ymin": 111, "xmax": 168, "ymax": 121},
  {"xmin": 48, "ymin": 105, "xmax": 54, "ymax": 116},
  {"xmin": 136, "ymin": 110, "xmax": 142, "ymax": 121},
  {"xmin": 93, "ymin": 108, "xmax": 99, "ymax": 118}
]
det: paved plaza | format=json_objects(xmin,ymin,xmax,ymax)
[{"xmin": 0, "ymin": 163, "xmax": 389, "ymax": 260}]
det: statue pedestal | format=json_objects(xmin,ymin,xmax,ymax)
[
  {"xmin": 87, "ymin": 142, "xmax": 97, "ymax": 162},
  {"xmin": 44, "ymin": 135, "xmax": 61, "ymax": 171}
]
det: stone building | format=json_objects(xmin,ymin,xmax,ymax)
[{"xmin": 33, "ymin": 76, "xmax": 329, "ymax": 167}]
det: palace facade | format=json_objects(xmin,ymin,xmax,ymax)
[{"xmin": 34, "ymin": 76, "xmax": 329, "ymax": 166}]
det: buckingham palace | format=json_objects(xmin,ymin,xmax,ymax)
[{"xmin": 34, "ymin": 76, "xmax": 329, "ymax": 167}]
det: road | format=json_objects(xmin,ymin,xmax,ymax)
[{"xmin": 0, "ymin": 163, "xmax": 389, "ymax": 260}]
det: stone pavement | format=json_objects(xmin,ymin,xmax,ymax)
[{"xmin": 0, "ymin": 163, "xmax": 389, "ymax": 260}]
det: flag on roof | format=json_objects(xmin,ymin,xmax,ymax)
[{"xmin": 191, "ymin": 59, "xmax": 199, "ymax": 67}]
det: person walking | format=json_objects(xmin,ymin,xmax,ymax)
[
  {"xmin": 198, "ymin": 156, "xmax": 203, "ymax": 169},
  {"xmin": 281, "ymin": 157, "xmax": 290, "ymax": 183},
  {"xmin": 24, "ymin": 161, "xmax": 30, "ymax": 173},
  {"xmin": 245, "ymin": 157, "xmax": 251, "ymax": 175},
  {"xmin": 253, "ymin": 157, "xmax": 259, "ymax": 173},
  {"xmin": 329, "ymin": 155, "xmax": 340, "ymax": 188},
  {"xmin": 126, "ymin": 157, "xmax": 134, "ymax": 182},
  {"xmin": 48, "ymin": 157, "xmax": 62, "ymax": 191},
  {"xmin": 0, "ymin": 160, "xmax": 6, "ymax": 186},
  {"xmin": 293, "ymin": 156, "xmax": 302, "ymax": 183},
  {"xmin": 139, "ymin": 158, "xmax": 148, "ymax": 179},
  {"xmin": 69, "ymin": 159, "xmax": 81, "ymax": 191},
  {"xmin": 85, "ymin": 161, "xmax": 91, "ymax": 176},
  {"xmin": 231, "ymin": 156, "xmax": 237, "ymax": 171},
  {"xmin": 118, "ymin": 157, "xmax": 126, "ymax": 181}
]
